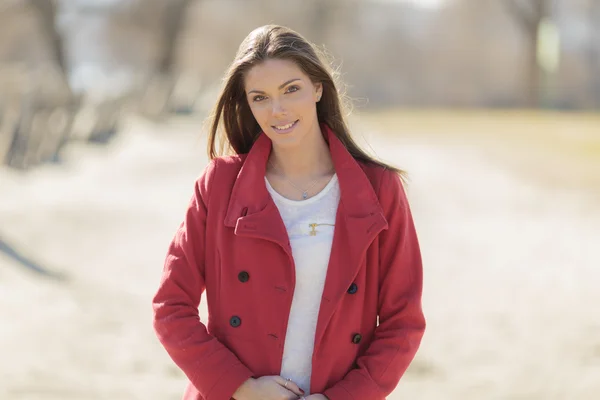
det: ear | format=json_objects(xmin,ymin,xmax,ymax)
[{"xmin": 315, "ymin": 82, "xmax": 323, "ymax": 102}]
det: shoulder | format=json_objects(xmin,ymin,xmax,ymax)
[
  {"xmin": 211, "ymin": 154, "xmax": 247, "ymax": 176},
  {"xmin": 198, "ymin": 154, "xmax": 247, "ymax": 182},
  {"xmin": 358, "ymin": 160, "xmax": 403, "ymax": 192},
  {"xmin": 194, "ymin": 154, "xmax": 248, "ymax": 200},
  {"xmin": 358, "ymin": 160, "xmax": 408, "ymax": 211}
]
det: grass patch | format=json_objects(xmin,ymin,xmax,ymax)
[{"xmin": 355, "ymin": 108, "xmax": 600, "ymax": 193}]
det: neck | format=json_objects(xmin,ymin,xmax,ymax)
[{"xmin": 268, "ymin": 125, "xmax": 333, "ymax": 178}]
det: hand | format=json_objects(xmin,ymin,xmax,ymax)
[
  {"xmin": 303, "ymin": 395, "xmax": 329, "ymax": 400},
  {"xmin": 232, "ymin": 375, "xmax": 304, "ymax": 400}
]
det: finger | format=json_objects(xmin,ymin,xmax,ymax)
[{"xmin": 275, "ymin": 376, "xmax": 304, "ymax": 397}]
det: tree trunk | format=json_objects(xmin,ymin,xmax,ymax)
[
  {"xmin": 503, "ymin": 0, "xmax": 549, "ymax": 108},
  {"xmin": 525, "ymin": 23, "xmax": 540, "ymax": 108},
  {"xmin": 158, "ymin": 0, "xmax": 193, "ymax": 74},
  {"xmin": 311, "ymin": 0, "xmax": 337, "ymax": 45},
  {"xmin": 591, "ymin": 0, "xmax": 600, "ymax": 109},
  {"xmin": 27, "ymin": 0, "xmax": 67, "ymax": 75}
]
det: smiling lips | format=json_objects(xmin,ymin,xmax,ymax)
[{"xmin": 272, "ymin": 120, "xmax": 299, "ymax": 132}]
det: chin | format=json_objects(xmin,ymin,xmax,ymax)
[{"xmin": 269, "ymin": 132, "xmax": 305, "ymax": 149}]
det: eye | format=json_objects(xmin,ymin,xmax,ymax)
[
  {"xmin": 285, "ymin": 85, "xmax": 300, "ymax": 94},
  {"xmin": 252, "ymin": 95, "xmax": 266, "ymax": 102}
]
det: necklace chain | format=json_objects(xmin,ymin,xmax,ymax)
[{"xmin": 268, "ymin": 159, "xmax": 328, "ymax": 200}]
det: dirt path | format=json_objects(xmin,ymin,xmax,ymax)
[{"xmin": 1, "ymin": 114, "xmax": 598, "ymax": 399}]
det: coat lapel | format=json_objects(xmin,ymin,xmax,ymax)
[
  {"xmin": 313, "ymin": 125, "xmax": 388, "ymax": 351},
  {"xmin": 224, "ymin": 133, "xmax": 291, "ymax": 253}
]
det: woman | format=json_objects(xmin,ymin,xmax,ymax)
[{"xmin": 152, "ymin": 25, "xmax": 425, "ymax": 400}]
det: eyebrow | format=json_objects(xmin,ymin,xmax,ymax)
[{"xmin": 247, "ymin": 78, "xmax": 302, "ymax": 95}]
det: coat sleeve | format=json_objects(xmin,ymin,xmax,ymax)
[
  {"xmin": 323, "ymin": 169, "xmax": 426, "ymax": 400},
  {"xmin": 152, "ymin": 160, "xmax": 254, "ymax": 400}
]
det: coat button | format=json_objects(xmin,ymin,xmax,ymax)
[
  {"xmin": 352, "ymin": 333, "xmax": 362, "ymax": 344},
  {"xmin": 347, "ymin": 283, "xmax": 358, "ymax": 294},
  {"xmin": 238, "ymin": 271, "xmax": 250, "ymax": 282},
  {"xmin": 230, "ymin": 316, "xmax": 242, "ymax": 327}
]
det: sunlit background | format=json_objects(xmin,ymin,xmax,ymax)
[{"xmin": 1, "ymin": 0, "xmax": 599, "ymax": 399}]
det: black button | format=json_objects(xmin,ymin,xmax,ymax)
[
  {"xmin": 352, "ymin": 333, "xmax": 362, "ymax": 344},
  {"xmin": 238, "ymin": 271, "xmax": 250, "ymax": 282},
  {"xmin": 347, "ymin": 283, "xmax": 358, "ymax": 294},
  {"xmin": 230, "ymin": 316, "xmax": 242, "ymax": 327}
]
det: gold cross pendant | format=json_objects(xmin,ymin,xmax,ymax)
[{"xmin": 308, "ymin": 223, "xmax": 334, "ymax": 236}]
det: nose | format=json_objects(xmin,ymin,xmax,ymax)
[{"xmin": 271, "ymin": 98, "xmax": 287, "ymax": 116}]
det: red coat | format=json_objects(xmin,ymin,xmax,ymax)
[{"xmin": 152, "ymin": 125, "xmax": 425, "ymax": 400}]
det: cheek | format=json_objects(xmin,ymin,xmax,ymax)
[
  {"xmin": 296, "ymin": 96, "xmax": 318, "ymax": 115},
  {"xmin": 249, "ymin": 104, "xmax": 270, "ymax": 123},
  {"xmin": 286, "ymin": 92, "xmax": 315, "ymax": 112}
]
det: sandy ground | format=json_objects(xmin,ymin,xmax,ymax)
[{"xmin": 0, "ymin": 113, "xmax": 598, "ymax": 399}]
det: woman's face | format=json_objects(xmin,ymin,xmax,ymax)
[{"xmin": 244, "ymin": 58, "xmax": 322, "ymax": 150}]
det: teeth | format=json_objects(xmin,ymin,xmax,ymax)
[{"xmin": 274, "ymin": 121, "xmax": 295, "ymax": 130}]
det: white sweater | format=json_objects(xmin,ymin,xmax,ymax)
[{"xmin": 265, "ymin": 174, "xmax": 340, "ymax": 394}]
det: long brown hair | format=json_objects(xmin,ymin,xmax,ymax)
[{"xmin": 206, "ymin": 24, "xmax": 404, "ymax": 177}]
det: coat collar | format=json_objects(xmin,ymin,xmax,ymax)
[{"xmin": 224, "ymin": 123, "xmax": 384, "ymax": 228}]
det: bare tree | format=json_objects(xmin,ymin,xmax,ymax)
[
  {"xmin": 117, "ymin": 0, "xmax": 195, "ymax": 117},
  {"xmin": 310, "ymin": 0, "xmax": 334, "ymax": 45},
  {"xmin": 590, "ymin": 0, "xmax": 600, "ymax": 108},
  {"xmin": 503, "ymin": 0, "xmax": 550, "ymax": 107},
  {"xmin": 27, "ymin": 0, "xmax": 67, "ymax": 75},
  {"xmin": 158, "ymin": 0, "xmax": 194, "ymax": 74}
]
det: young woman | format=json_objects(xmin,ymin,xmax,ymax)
[{"xmin": 152, "ymin": 24, "xmax": 425, "ymax": 400}]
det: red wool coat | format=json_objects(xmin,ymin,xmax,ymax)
[{"xmin": 152, "ymin": 125, "xmax": 426, "ymax": 400}]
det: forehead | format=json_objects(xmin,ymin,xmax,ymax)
[{"xmin": 244, "ymin": 59, "xmax": 309, "ymax": 91}]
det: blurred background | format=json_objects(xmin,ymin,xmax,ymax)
[{"xmin": 0, "ymin": 0, "xmax": 598, "ymax": 399}]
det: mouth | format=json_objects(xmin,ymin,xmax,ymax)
[{"xmin": 271, "ymin": 120, "xmax": 299, "ymax": 134}]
